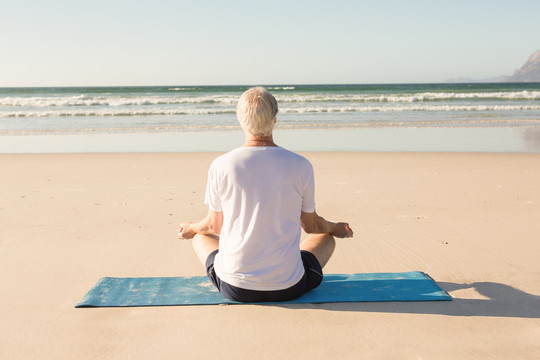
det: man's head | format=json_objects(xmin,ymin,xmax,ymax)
[{"xmin": 236, "ymin": 87, "xmax": 278, "ymax": 137}]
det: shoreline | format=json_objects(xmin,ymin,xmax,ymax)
[
  {"xmin": 1, "ymin": 126, "xmax": 540, "ymax": 153},
  {"xmin": 1, "ymin": 152, "xmax": 539, "ymax": 359}
]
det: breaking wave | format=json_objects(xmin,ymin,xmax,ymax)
[
  {"xmin": 2, "ymin": 90, "xmax": 540, "ymax": 109},
  {"xmin": 2, "ymin": 104, "xmax": 540, "ymax": 118},
  {"xmin": 1, "ymin": 84, "xmax": 539, "ymax": 134}
]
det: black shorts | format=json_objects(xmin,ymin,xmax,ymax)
[{"xmin": 205, "ymin": 250, "xmax": 323, "ymax": 303}]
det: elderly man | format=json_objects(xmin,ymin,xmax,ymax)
[{"xmin": 178, "ymin": 87, "xmax": 353, "ymax": 302}]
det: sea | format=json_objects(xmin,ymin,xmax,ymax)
[{"xmin": 1, "ymin": 83, "xmax": 540, "ymax": 153}]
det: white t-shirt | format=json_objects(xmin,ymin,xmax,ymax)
[{"xmin": 204, "ymin": 146, "xmax": 316, "ymax": 291}]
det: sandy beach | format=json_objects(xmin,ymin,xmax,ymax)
[{"xmin": 1, "ymin": 152, "xmax": 539, "ymax": 359}]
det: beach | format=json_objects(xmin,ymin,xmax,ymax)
[{"xmin": 1, "ymin": 151, "xmax": 539, "ymax": 359}]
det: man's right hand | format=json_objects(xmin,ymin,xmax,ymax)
[{"xmin": 178, "ymin": 223, "xmax": 196, "ymax": 240}]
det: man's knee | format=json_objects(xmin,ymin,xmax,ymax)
[
  {"xmin": 321, "ymin": 233, "xmax": 336, "ymax": 258},
  {"xmin": 301, "ymin": 233, "xmax": 335, "ymax": 268},
  {"xmin": 192, "ymin": 234, "xmax": 219, "ymax": 265}
]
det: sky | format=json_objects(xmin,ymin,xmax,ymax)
[{"xmin": 1, "ymin": 0, "xmax": 539, "ymax": 87}]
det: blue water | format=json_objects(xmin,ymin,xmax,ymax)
[{"xmin": 1, "ymin": 83, "xmax": 540, "ymax": 152}]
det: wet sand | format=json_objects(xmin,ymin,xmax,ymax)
[{"xmin": 1, "ymin": 126, "xmax": 540, "ymax": 153}]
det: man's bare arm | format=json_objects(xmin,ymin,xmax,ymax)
[
  {"xmin": 300, "ymin": 211, "xmax": 353, "ymax": 238},
  {"xmin": 178, "ymin": 210, "xmax": 223, "ymax": 239}
]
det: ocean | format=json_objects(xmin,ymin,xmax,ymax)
[{"xmin": 1, "ymin": 83, "xmax": 540, "ymax": 152}]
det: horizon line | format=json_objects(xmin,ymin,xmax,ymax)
[{"xmin": 2, "ymin": 81, "xmax": 539, "ymax": 89}]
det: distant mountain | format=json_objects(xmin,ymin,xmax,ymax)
[
  {"xmin": 446, "ymin": 49, "xmax": 540, "ymax": 83},
  {"xmin": 445, "ymin": 76, "xmax": 509, "ymax": 83},
  {"xmin": 507, "ymin": 49, "xmax": 540, "ymax": 82}
]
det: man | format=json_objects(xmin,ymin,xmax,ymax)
[{"xmin": 178, "ymin": 87, "xmax": 353, "ymax": 302}]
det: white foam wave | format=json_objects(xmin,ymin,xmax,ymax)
[
  {"xmin": 2, "ymin": 90, "xmax": 539, "ymax": 109},
  {"xmin": 278, "ymin": 118, "xmax": 540, "ymax": 128},
  {"xmin": 167, "ymin": 87, "xmax": 203, "ymax": 91},
  {"xmin": 279, "ymin": 104, "xmax": 540, "ymax": 113},
  {"xmin": 2, "ymin": 104, "xmax": 540, "ymax": 118},
  {"xmin": 267, "ymin": 86, "xmax": 296, "ymax": 90},
  {"xmin": 0, "ymin": 108, "xmax": 236, "ymax": 118},
  {"xmin": 0, "ymin": 124, "xmax": 241, "ymax": 135},
  {"xmin": 275, "ymin": 91, "xmax": 540, "ymax": 103},
  {"xmin": 0, "ymin": 95, "xmax": 238, "ymax": 107}
]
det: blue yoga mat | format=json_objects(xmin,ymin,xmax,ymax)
[{"xmin": 75, "ymin": 271, "xmax": 451, "ymax": 307}]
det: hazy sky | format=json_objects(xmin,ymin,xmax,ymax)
[{"xmin": 1, "ymin": 0, "xmax": 539, "ymax": 86}]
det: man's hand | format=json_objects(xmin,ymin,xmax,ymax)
[
  {"xmin": 332, "ymin": 222, "xmax": 354, "ymax": 238},
  {"xmin": 178, "ymin": 223, "xmax": 196, "ymax": 239},
  {"xmin": 301, "ymin": 211, "xmax": 354, "ymax": 238},
  {"xmin": 178, "ymin": 211, "xmax": 223, "ymax": 240}
]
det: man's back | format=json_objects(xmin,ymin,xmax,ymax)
[
  {"xmin": 205, "ymin": 146, "xmax": 316, "ymax": 291},
  {"xmin": 179, "ymin": 87, "xmax": 352, "ymax": 303}
]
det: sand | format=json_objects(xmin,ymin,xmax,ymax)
[{"xmin": 1, "ymin": 152, "xmax": 539, "ymax": 359}]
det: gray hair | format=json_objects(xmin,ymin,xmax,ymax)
[{"xmin": 236, "ymin": 87, "xmax": 278, "ymax": 137}]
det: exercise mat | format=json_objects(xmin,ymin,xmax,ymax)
[{"xmin": 75, "ymin": 271, "xmax": 451, "ymax": 307}]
